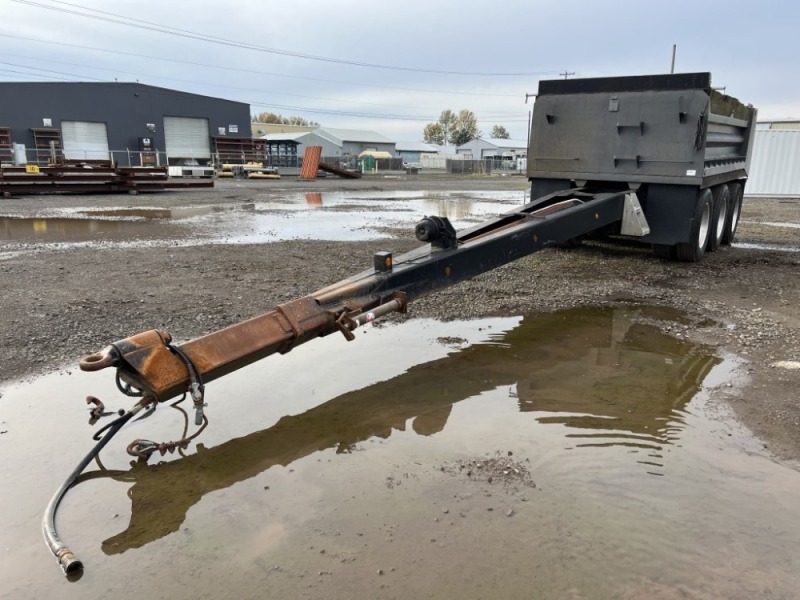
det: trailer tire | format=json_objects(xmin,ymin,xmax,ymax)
[
  {"xmin": 722, "ymin": 182, "xmax": 743, "ymax": 245},
  {"xmin": 707, "ymin": 185, "xmax": 730, "ymax": 252},
  {"xmin": 675, "ymin": 188, "xmax": 713, "ymax": 262}
]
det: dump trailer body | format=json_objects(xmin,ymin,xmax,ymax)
[{"xmin": 527, "ymin": 72, "xmax": 757, "ymax": 251}]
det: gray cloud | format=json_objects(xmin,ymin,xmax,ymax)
[{"xmin": 2, "ymin": 0, "xmax": 797, "ymax": 141}]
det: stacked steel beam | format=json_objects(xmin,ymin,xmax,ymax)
[{"xmin": 0, "ymin": 165, "xmax": 213, "ymax": 196}]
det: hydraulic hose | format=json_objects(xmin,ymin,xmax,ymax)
[{"xmin": 42, "ymin": 403, "xmax": 145, "ymax": 576}]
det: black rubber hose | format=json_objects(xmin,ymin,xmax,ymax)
[{"xmin": 42, "ymin": 404, "xmax": 143, "ymax": 576}]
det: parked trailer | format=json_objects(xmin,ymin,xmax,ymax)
[
  {"xmin": 44, "ymin": 72, "xmax": 757, "ymax": 575},
  {"xmin": 527, "ymin": 72, "xmax": 757, "ymax": 261}
]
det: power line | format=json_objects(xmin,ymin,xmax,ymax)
[
  {"xmin": 0, "ymin": 68, "xmax": 81, "ymax": 81},
  {"xmin": 2, "ymin": 2, "xmax": 537, "ymax": 132},
  {"xmin": 247, "ymin": 100, "xmax": 530, "ymax": 124},
  {"xmin": 0, "ymin": 60, "xmax": 106, "ymax": 82},
  {"xmin": 10, "ymin": 0, "xmax": 560, "ymax": 78},
  {"xmin": 0, "ymin": 55, "xmax": 441, "ymax": 112},
  {"xmin": 0, "ymin": 33, "xmax": 523, "ymax": 100},
  {"xmin": 0, "ymin": 57, "xmax": 532, "ymax": 124}
]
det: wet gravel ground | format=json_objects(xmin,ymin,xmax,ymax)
[
  {"xmin": 439, "ymin": 451, "xmax": 537, "ymax": 490},
  {"xmin": 1, "ymin": 175, "xmax": 798, "ymax": 463}
]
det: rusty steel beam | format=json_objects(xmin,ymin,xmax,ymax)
[
  {"xmin": 80, "ymin": 293, "xmax": 399, "ymax": 401},
  {"xmin": 0, "ymin": 164, "xmax": 213, "ymax": 194}
]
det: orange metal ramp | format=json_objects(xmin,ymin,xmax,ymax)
[{"xmin": 299, "ymin": 146, "xmax": 322, "ymax": 180}]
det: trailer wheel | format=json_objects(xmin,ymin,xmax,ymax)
[
  {"xmin": 722, "ymin": 182, "xmax": 743, "ymax": 245},
  {"xmin": 675, "ymin": 188, "xmax": 713, "ymax": 262},
  {"xmin": 707, "ymin": 185, "xmax": 730, "ymax": 252}
]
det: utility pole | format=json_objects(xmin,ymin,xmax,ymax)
[
  {"xmin": 527, "ymin": 110, "xmax": 531, "ymax": 149},
  {"xmin": 559, "ymin": 71, "xmax": 575, "ymax": 79},
  {"xmin": 524, "ymin": 94, "xmax": 536, "ymax": 149},
  {"xmin": 671, "ymin": 44, "xmax": 676, "ymax": 73}
]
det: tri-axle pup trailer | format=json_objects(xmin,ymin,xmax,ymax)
[
  {"xmin": 45, "ymin": 72, "xmax": 756, "ymax": 575},
  {"xmin": 528, "ymin": 71, "xmax": 757, "ymax": 261}
]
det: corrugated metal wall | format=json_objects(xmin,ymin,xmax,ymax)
[
  {"xmin": 746, "ymin": 130, "xmax": 800, "ymax": 196},
  {"xmin": 766, "ymin": 121, "xmax": 800, "ymax": 130}
]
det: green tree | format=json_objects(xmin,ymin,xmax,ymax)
[
  {"xmin": 490, "ymin": 125, "xmax": 510, "ymax": 139},
  {"xmin": 451, "ymin": 109, "xmax": 481, "ymax": 146},
  {"xmin": 438, "ymin": 109, "xmax": 457, "ymax": 145},
  {"xmin": 423, "ymin": 109, "xmax": 481, "ymax": 146},
  {"xmin": 423, "ymin": 122, "xmax": 445, "ymax": 145}
]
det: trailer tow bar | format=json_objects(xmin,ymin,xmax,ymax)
[{"xmin": 42, "ymin": 187, "xmax": 627, "ymax": 576}]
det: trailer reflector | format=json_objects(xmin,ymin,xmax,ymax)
[{"xmin": 374, "ymin": 252, "xmax": 392, "ymax": 272}]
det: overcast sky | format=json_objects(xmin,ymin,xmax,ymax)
[{"xmin": 2, "ymin": 0, "xmax": 798, "ymax": 141}]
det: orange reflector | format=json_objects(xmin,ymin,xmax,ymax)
[{"xmin": 374, "ymin": 251, "xmax": 392, "ymax": 273}]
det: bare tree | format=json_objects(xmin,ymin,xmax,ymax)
[{"xmin": 252, "ymin": 112, "xmax": 319, "ymax": 126}]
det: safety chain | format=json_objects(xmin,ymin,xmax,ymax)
[
  {"xmin": 124, "ymin": 342, "xmax": 208, "ymax": 462},
  {"xmin": 126, "ymin": 410, "xmax": 208, "ymax": 460},
  {"xmin": 116, "ymin": 371, "xmax": 145, "ymax": 397}
]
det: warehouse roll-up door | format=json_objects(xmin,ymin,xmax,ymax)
[
  {"xmin": 164, "ymin": 116, "xmax": 210, "ymax": 161},
  {"xmin": 62, "ymin": 121, "xmax": 109, "ymax": 161}
]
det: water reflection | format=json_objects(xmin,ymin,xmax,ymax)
[
  {"xmin": 1, "ymin": 205, "xmax": 256, "ymax": 243},
  {"xmin": 1, "ymin": 191, "xmax": 522, "ymax": 246},
  {"xmin": 93, "ymin": 307, "xmax": 717, "ymax": 555},
  {"xmin": 1, "ymin": 216, "xmax": 155, "ymax": 241},
  {"xmin": 84, "ymin": 205, "xmax": 255, "ymax": 220},
  {"xmin": 304, "ymin": 192, "xmax": 323, "ymax": 206}
]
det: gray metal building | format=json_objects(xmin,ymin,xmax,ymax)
[
  {"xmin": 0, "ymin": 82, "xmax": 251, "ymax": 166},
  {"xmin": 395, "ymin": 141, "xmax": 440, "ymax": 164},
  {"xmin": 456, "ymin": 138, "xmax": 527, "ymax": 159},
  {"xmin": 269, "ymin": 128, "xmax": 395, "ymax": 159}
]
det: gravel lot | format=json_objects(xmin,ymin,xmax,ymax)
[{"xmin": 1, "ymin": 174, "xmax": 798, "ymax": 462}]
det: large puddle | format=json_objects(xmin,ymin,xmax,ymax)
[
  {"xmin": 0, "ymin": 190, "xmax": 527, "ymax": 246},
  {"xmin": 1, "ymin": 306, "xmax": 799, "ymax": 599}
]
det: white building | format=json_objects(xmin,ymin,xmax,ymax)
[
  {"xmin": 747, "ymin": 121, "xmax": 800, "ymax": 197},
  {"xmin": 263, "ymin": 127, "xmax": 395, "ymax": 162}
]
